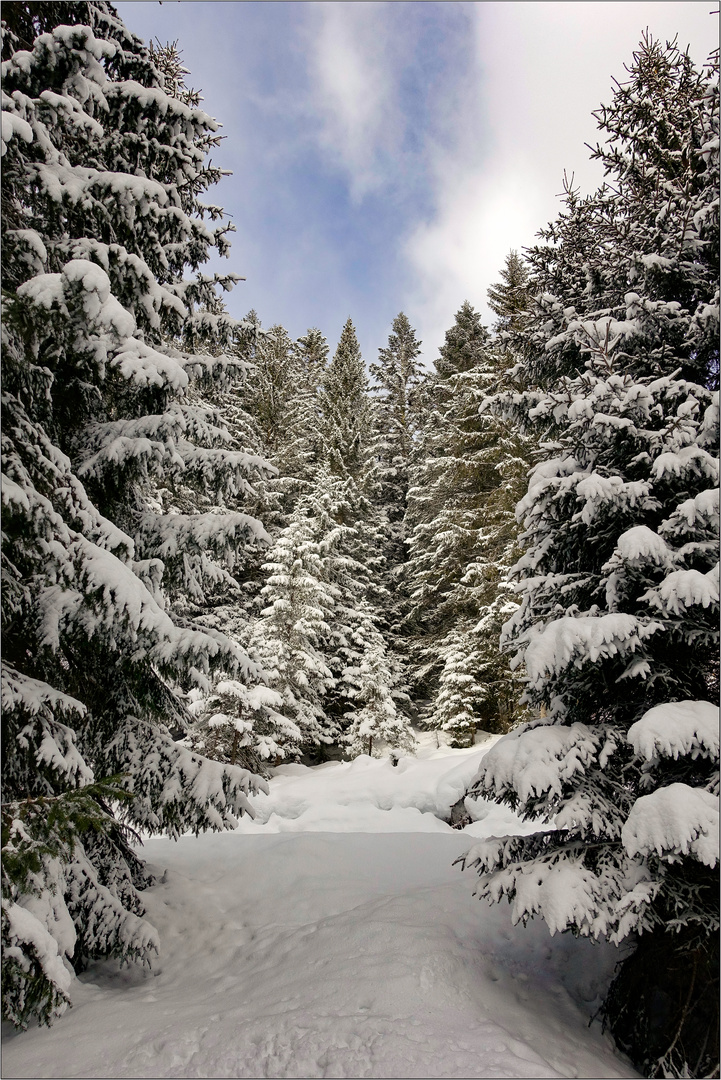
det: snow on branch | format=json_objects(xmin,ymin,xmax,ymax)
[
  {"xmin": 628, "ymin": 700, "xmax": 719, "ymax": 763},
  {"xmin": 470, "ymin": 720, "xmax": 620, "ymax": 809},
  {"xmin": 523, "ymin": 613, "xmax": 661, "ymax": 689},
  {"xmin": 622, "ymin": 784, "xmax": 719, "ymax": 867},
  {"xmin": 136, "ymin": 510, "xmax": 269, "ymax": 561},
  {"xmin": 104, "ymin": 718, "xmax": 269, "ymax": 836},
  {"xmin": 641, "ymin": 564, "xmax": 719, "ymax": 616},
  {"xmin": 1, "ymin": 666, "xmax": 86, "ymax": 720}
]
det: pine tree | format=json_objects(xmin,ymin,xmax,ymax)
[
  {"xmin": 298, "ymin": 467, "xmax": 384, "ymax": 750},
  {"xmin": 243, "ymin": 496, "xmax": 337, "ymax": 753},
  {"xmin": 405, "ymin": 302, "xmax": 490, "ymax": 645},
  {"xmin": 286, "ymin": 326, "xmax": 329, "ymax": 493},
  {"xmin": 239, "ymin": 464, "xmax": 413, "ymax": 759},
  {"xmin": 184, "ymin": 677, "xmax": 294, "ymax": 775},
  {"xmin": 404, "ymin": 302, "xmax": 529, "ymax": 743},
  {"xmin": 295, "ymin": 326, "xmax": 329, "ymax": 401},
  {"xmin": 343, "ymin": 600, "xmax": 415, "ymax": 758},
  {"xmin": 370, "ymin": 313, "xmax": 424, "ymax": 543},
  {"xmin": 369, "ymin": 314, "xmax": 424, "ymax": 636},
  {"xmin": 486, "ymin": 250, "xmax": 531, "ymax": 336},
  {"xmin": 1, "ymin": 3, "xmax": 272, "ymax": 1027},
  {"xmin": 243, "ymin": 325, "xmax": 300, "ymax": 482},
  {"xmin": 320, "ymin": 324, "xmax": 416, "ymax": 750},
  {"xmin": 458, "ymin": 36, "xmax": 719, "ymax": 1078},
  {"xmin": 428, "ymin": 625, "xmax": 487, "ymax": 747},
  {"xmin": 238, "ymin": 321, "xmax": 331, "ymax": 525},
  {"xmin": 319, "ymin": 318, "xmax": 374, "ymax": 485}
]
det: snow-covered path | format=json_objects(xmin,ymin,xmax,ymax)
[{"xmin": 3, "ymin": 743, "xmax": 638, "ymax": 1078}]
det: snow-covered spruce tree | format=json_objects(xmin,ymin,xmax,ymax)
[
  {"xmin": 135, "ymin": 302, "xmax": 273, "ymax": 634},
  {"xmin": 369, "ymin": 313, "xmax": 424, "ymax": 604},
  {"xmin": 184, "ymin": 677, "xmax": 297, "ymax": 776},
  {"xmin": 243, "ymin": 324, "xmax": 304, "ymax": 502},
  {"xmin": 296, "ymin": 325, "xmax": 329, "ymax": 378},
  {"xmin": 486, "ymin": 249, "xmax": 531, "ymax": 337},
  {"xmin": 238, "ymin": 461, "xmax": 413, "ymax": 759},
  {"xmin": 458, "ymin": 36, "xmax": 719, "ymax": 1079},
  {"xmin": 343, "ymin": 599, "xmax": 416, "ymax": 758},
  {"xmin": 293, "ymin": 324, "xmax": 329, "ymax": 461},
  {"xmin": 242, "ymin": 494, "xmax": 337, "ymax": 755},
  {"xmin": 404, "ymin": 302, "xmax": 489, "ymax": 712},
  {"xmin": 319, "ymin": 318, "xmax": 375, "ymax": 487},
  {"xmin": 183, "ymin": 319, "xmax": 331, "ymax": 721},
  {"xmin": 236, "ymin": 320, "xmax": 330, "ymax": 531},
  {"xmin": 1, "ymin": 3, "xmax": 272, "ymax": 1028},
  {"xmin": 404, "ymin": 302, "xmax": 530, "ymax": 744},
  {"xmin": 316, "ymin": 328, "xmax": 413, "ymax": 754}
]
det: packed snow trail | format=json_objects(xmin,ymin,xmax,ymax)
[{"xmin": 3, "ymin": 741, "xmax": 638, "ymax": 1078}]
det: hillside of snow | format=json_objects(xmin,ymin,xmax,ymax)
[{"xmin": 3, "ymin": 735, "xmax": 638, "ymax": 1079}]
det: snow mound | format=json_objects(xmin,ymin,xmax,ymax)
[{"xmin": 232, "ymin": 737, "xmax": 538, "ymax": 838}]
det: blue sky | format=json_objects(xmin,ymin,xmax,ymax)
[{"xmin": 116, "ymin": 1, "xmax": 717, "ymax": 367}]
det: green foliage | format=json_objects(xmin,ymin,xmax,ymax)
[
  {"xmin": 405, "ymin": 302, "xmax": 532, "ymax": 741},
  {"xmin": 486, "ymin": 250, "xmax": 531, "ymax": 335},
  {"xmin": 1, "ymin": 778, "xmax": 133, "ymax": 892},
  {"xmin": 460, "ymin": 34, "xmax": 719, "ymax": 1079},
  {"xmin": 1, "ymin": 777, "xmax": 138, "ymax": 1029},
  {"xmin": 1, "ymin": 1, "xmax": 270, "ymax": 1027},
  {"xmin": 369, "ymin": 313, "xmax": 425, "ymax": 638},
  {"xmin": 320, "ymin": 319, "xmax": 374, "ymax": 484}
]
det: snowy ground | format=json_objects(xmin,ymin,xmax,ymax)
[{"xmin": 3, "ymin": 734, "xmax": 638, "ymax": 1078}]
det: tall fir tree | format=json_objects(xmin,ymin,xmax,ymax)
[
  {"xmin": 370, "ymin": 313, "xmax": 424, "ymax": 550},
  {"xmin": 458, "ymin": 36, "xmax": 719, "ymax": 1079},
  {"xmin": 486, "ymin": 250, "xmax": 531, "ymax": 336},
  {"xmin": 237, "ymin": 320, "xmax": 330, "ymax": 525},
  {"xmin": 237, "ymin": 464, "xmax": 413, "ymax": 758},
  {"xmin": 242, "ymin": 323, "xmax": 304, "ymax": 502},
  {"xmin": 405, "ymin": 302, "xmax": 490, "ymax": 649},
  {"xmin": 319, "ymin": 318, "xmax": 375, "ymax": 485},
  {"xmin": 405, "ymin": 302, "xmax": 529, "ymax": 743},
  {"xmin": 287, "ymin": 326, "xmax": 329, "ymax": 492},
  {"xmin": 295, "ymin": 326, "xmax": 329, "ymax": 402},
  {"xmin": 369, "ymin": 313, "xmax": 424, "ymax": 635},
  {"xmin": 343, "ymin": 597, "xmax": 415, "ymax": 759},
  {"xmin": 243, "ymin": 490, "xmax": 338, "ymax": 754},
  {"xmin": 314, "ymin": 324, "xmax": 413, "ymax": 752},
  {"xmin": 1, "ymin": 3, "xmax": 273, "ymax": 1027}
]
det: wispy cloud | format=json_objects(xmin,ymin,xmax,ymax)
[
  {"xmin": 400, "ymin": 1, "xmax": 718, "ymax": 363},
  {"xmin": 114, "ymin": 1, "xmax": 717, "ymax": 367},
  {"xmin": 304, "ymin": 4, "xmax": 403, "ymax": 201}
]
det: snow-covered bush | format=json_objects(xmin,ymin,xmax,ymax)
[
  {"xmin": 458, "ymin": 35, "xmax": 719, "ymax": 1079},
  {"xmin": 1, "ymin": 2, "xmax": 271, "ymax": 1027}
]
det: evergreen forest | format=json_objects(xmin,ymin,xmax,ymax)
[{"xmin": 1, "ymin": 4, "xmax": 718, "ymax": 1078}]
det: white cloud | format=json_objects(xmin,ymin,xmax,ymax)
[
  {"xmin": 401, "ymin": 1, "xmax": 718, "ymax": 364},
  {"xmin": 404, "ymin": 168, "xmax": 550, "ymax": 366},
  {"xmin": 305, "ymin": 4, "xmax": 402, "ymax": 201}
]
